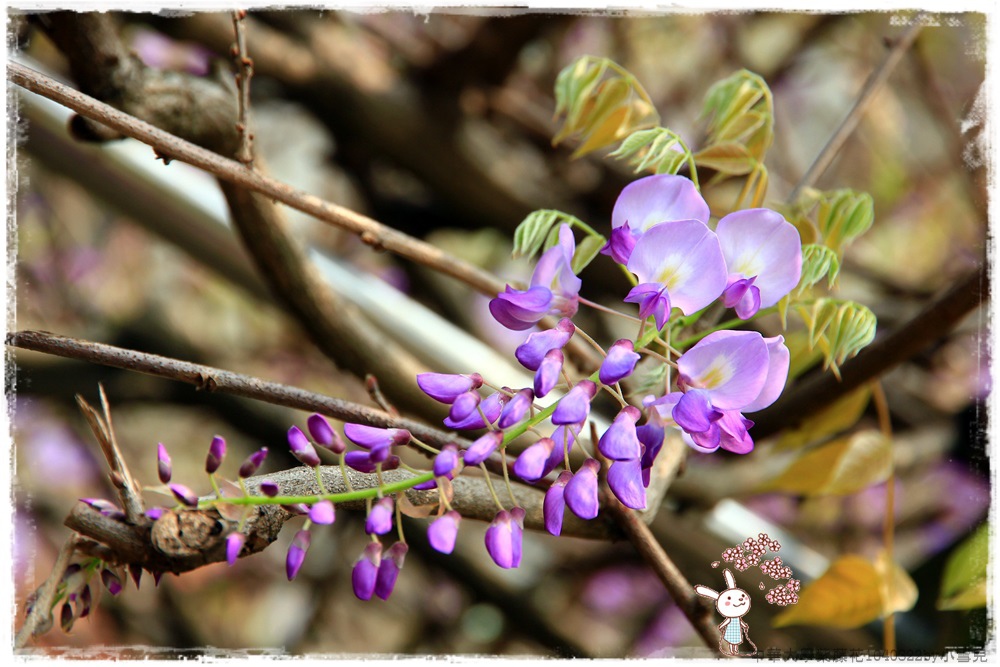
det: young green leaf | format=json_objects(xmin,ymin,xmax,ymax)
[
  {"xmin": 938, "ymin": 523, "xmax": 989, "ymax": 611},
  {"xmin": 571, "ymin": 235, "xmax": 607, "ymax": 274}
]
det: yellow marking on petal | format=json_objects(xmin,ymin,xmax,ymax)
[
  {"xmin": 656, "ymin": 256, "xmax": 693, "ymax": 290},
  {"xmin": 698, "ymin": 356, "xmax": 733, "ymax": 389}
]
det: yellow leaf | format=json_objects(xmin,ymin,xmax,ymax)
[
  {"xmin": 758, "ymin": 429, "xmax": 891, "ymax": 496},
  {"xmin": 773, "ymin": 554, "xmax": 917, "ymax": 628},
  {"xmin": 694, "ymin": 142, "xmax": 755, "ymax": 175},
  {"xmin": 571, "ymin": 106, "xmax": 631, "ymax": 158},
  {"xmin": 774, "ymin": 386, "xmax": 871, "ymax": 450}
]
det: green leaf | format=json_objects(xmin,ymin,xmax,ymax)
[
  {"xmin": 793, "ymin": 299, "xmax": 877, "ymax": 375},
  {"xmin": 694, "ymin": 143, "xmax": 755, "ymax": 176},
  {"xmin": 773, "ymin": 553, "xmax": 917, "ymax": 629},
  {"xmin": 797, "ymin": 244, "xmax": 841, "ymax": 295},
  {"xmin": 758, "ymin": 429, "xmax": 891, "ymax": 495},
  {"xmin": 816, "ymin": 189, "xmax": 875, "ymax": 253},
  {"xmin": 512, "ymin": 210, "xmax": 591, "ymax": 261},
  {"xmin": 571, "ymin": 234, "xmax": 606, "ymax": 274},
  {"xmin": 612, "ymin": 127, "xmax": 692, "ymax": 176},
  {"xmin": 701, "ymin": 69, "xmax": 774, "ymax": 161},
  {"xmin": 938, "ymin": 523, "xmax": 989, "ymax": 611}
]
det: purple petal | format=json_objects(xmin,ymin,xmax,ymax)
[
  {"xmin": 260, "ymin": 479, "xmax": 279, "ymax": 497},
  {"xmin": 722, "ymin": 276, "xmax": 755, "ymax": 309},
  {"xmin": 287, "ymin": 426, "xmax": 320, "ymax": 467},
  {"xmin": 449, "ymin": 391, "xmax": 482, "ymax": 422},
  {"xmin": 344, "ymin": 451, "xmax": 400, "ymax": 473},
  {"xmin": 718, "ymin": 411, "xmax": 755, "ymax": 454},
  {"xmin": 600, "ymin": 339, "xmax": 641, "ymax": 385},
  {"xmin": 444, "ymin": 391, "xmax": 507, "ymax": 430},
  {"xmin": 598, "ymin": 406, "xmax": 642, "ymax": 461},
  {"xmin": 515, "ymin": 318, "xmax": 575, "ymax": 371},
  {"xmin": 716, "ymin": 208, "xmax": 802, "ymax": 308},
  {"xmin": 309, "ymin": 500, "xmax": 336, "ymax": 525},
  {"xmin": 600, "ymin": 221, "xmax": 637, "ymax": 265},
  {"xmin": 676, "ymin": 330, "xmax": 770, "ymax": 410},
  {"xmin": 734, "ymin": 283, "xmax": 761, "ymax": 320},
  {"xmin": 551, "ymin": 380, "xmax": 597, "ymax": 425},
  {"xmin": 428, "ymin": 511, "xmax": 462, "ymax": 554},
  {"xmin": 366, "ymin": 497, "xmax": 394, "ymax": 535},
  {"xmin": 624, "ymin": 283, "xmax": 671, "ymax": 331},
  {"xmin": 510, "ymin": 507, "xmax": 525, "ymax": 568},
  {"xmin": 637, "ymin": 423, "xmax": 666, "ymax": 486},
  {"xmin": 513, "ymin": 437, "xmax": 556, "ymax": 482},
  {"xmin": 286, "ymin": 530, "xmax": 311, "ymax": 581},
  {"xmin": 205, "ymin": 435, "xmax": 226, "ymax": 474},
  {"xmin": 686, "ymin": 422, "xmax": 722, "ymax": 452},
  {"xmin": 544, "ymin": 471, "xmax": 573, "ymax": 536},
  {"xmin": 169, "ymin": 484, "xmax": 199, "ymax": 508},
  {"xmin": 543, "ymin": 424, "xmax": 580, "ymax": 477},
  {"xmin": 626, "ymin": 220, "xmax": 728, "ymax": 315},
  {"xmin": 485, "ymin": 510, "xmax": 515, "ymax": 568},
  {"xmin": 226, "ymin": 532, "xmax": 245, "ymax": 566},
  {"xmin": 607, "ymin": 458, "xmax": 647, "ymax": 510},
  {"xmin": 157, "ymin": 443, "xmax": 172, "ymax": 484},
  {"xmin": 239, "ymin": 447, "xmax": 269, "ymax": 478},
  {"xmin": 489, "ymin": 285, "xmax": 554, "ymax": 331},
  {"xmin": 564, "ymin": 459, "xmax": 600, "ymax": 520},
  {"xmin": 612, "ymin": 174, "xmax": 709, "ymax": 234},
  {"xmin": 462, "ymin": 430, "xmax": 503, "ymax": 466},
  {"xmin": 352, "ymin": 542, "xmax": 382, "ymax": 600},
  {"xmin": 672, "ymin": 389, "xmax": 723, "ymax": 433},
  {"xmin": 498, "ymin": 389, "xmax": 534, "ymax": 429},
  {"xmin": 343, "ymin": 424, "xmax": 411, "ymax": 450},
  {"xmin": 531, "ymin": 224, "xmax": 582, "ymax": 303},
  {"xmin": 375, "ymin": 542, "xmax": 408, "ymax": 600},
  {"xmin": 433, "ymin": 445, "xmax": 461, "ymax": 478},
  {"xmin": 417, "ymin": 372, "xmax": 484, "ymax": 403},
  {"xmin": 534, "ymin": 349, "xmax": 564, "ymax": 398},
  {"xmin": 308, "ymin": 414, "xmax": 344, "ymax": 453},
  {"xmin": 146, "ymin": 507, "xmax": 165, "ymax": 521},
  {"xmin": 743, "ymin": 335, "xmax": 790, "ymax": 412}
]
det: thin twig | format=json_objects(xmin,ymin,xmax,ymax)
[
  {"xmin": 872, "ymin": 381, "xmax": 896, "ymax": 653},
  {"xmin": 15, "ymin": 534, "xmax": 81, "ymax": 649},
  {"xmin": 231, "ymin": 9, "xmax": 254, "ymax": 166},
  {"xmin": 788, "ymin": 20, "xmax": 923, "ymax": 200}
]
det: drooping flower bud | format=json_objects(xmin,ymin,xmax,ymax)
[
  {"xmin": 598, "ymin": 406, "xmax": 642, "ymax": 461},
  {"xmin": 443, "ymin": 391, "xmax": 509, "ymax": 430},
  {"xmin": 462, "ymin": 431, "xmax": 503, "ymax": 466},
  {"xmin": 433, "ymin": 444, "xmax": 461, "ymax": 478},
  {"xmin": 417, "ymin": 372, "xmax": 484, "ymax": 403},
  {"xmin": 169, "ymin": 484, "xmax": 199, "ymax": 508},
  {"xmin": 543, "ymin": 471, "xmax": 573, "ymax": 536},
  {"xmin": 448, "ymin": 391, "xmax": 481, "ymax": 422},
  {"xmin": 366, "ymin": 497, "xmax": 394, "ymax": 535},
  {"xmin": 205, "ymin": 435, "xmax": 226, "ymax": 474},
  {"xmin": 287, "ymin": 426, "xmax": 321, "ymax": 467},
  {"xmin": 226, "ymin": 532, "xmax": 246, "ymax": 566},
  {"xmin": 286, "ymin": 530, "xmax": 311, "ymax": 581},
  {"xmin": 352, "ymin": 542, "xmax": 382, "ymax": 601},
  {"xmin": 428, "ymin": 510, "xmax": 461, "ymax": 554},
  {"xmin": 307, "ymin": 414, "xmax": 340, "ymax": 451},
  {"xmin": 599, "ymin": 339, "xmax": 641, "ymax": 385},
  {"xmin": 512, "ymin": 437, "xmax": 556, "ymax": 482},
  {"xmin": 534, "ymin": 349, "xmax": 563, "ymax": 398},
  {"xmin": 564, "ymin": 459, "xmax": 601, "ymax": 520},
  {"xmin": 101, "ymin": 568, "xmax": 123, "ymax": 596},
  {"xmin": 344, "ymin": 424, "xmax": 411, "ymax": 462},
  {"xmin": 157, "ymin": 443, "xmax": 172, "ymax": 484},
  {"xmin": 484, "ymin": 509, "xmax": 523, "ymax": 569},
  {"xmin": 551, "ymin": 380, "xmax": 597, "ymax": 425},
  {"xmin": 146, "ymin": 507, "xmax": 165, "ymax": 521},
  {"xmin": 238, "ymin": 447, "xmax": 268, "ymax": 478},
  {"xmin": 375, "ymin": 542, "xmax": 408, "ymax": 600},
  {"xmin": 498, "ymin": 389, "xmax": 534, "ymax": 429},
  {"xmin": 260, "ymin": 479, "xmax": 279, "ymax": 497},
  {"xmin": 514, "ymin": 318, "xmax": 575, "ymax": 371},
  {"xmin": 309, "ymin": 500, "xmax": 336, "ymax": 525}
]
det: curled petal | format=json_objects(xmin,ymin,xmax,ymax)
[
  {"xmin": 719, "ymin": 411, "xmax": 755, "ymax": 454},
  {"xmin": 672, "ymin": 389, "xmax": 723, "ymax": 433},
  {"xmin": 366, "ymin": 497, "xmax": 394, "ymax": 535},
  {"xmin": 624, "ymin": 283, "xmax": 671, "ymax": 331},
  {"xmin": 226, "ymin": 532, "xmax": 246, "ymax": 566},
  {"xmin": 743, "ymin": 335, "xmax": 790, "ymax": 412},
  {"xmin": 598, "ymin": 406, "xmax": 642, "ymax": 461},
  {"xmin": 157, "ymin": 443, "xmax": 172, "ymax": 484},
  {"xmin": 551, "ymin": 380, "xmax": 597, "ymax": 425},
  {"xmin": 543, "ymin": 471, "xmax": 573, "ymax": 536},
  {"xmin": 444, "ymin": 391, "xmax": 507, "ymax": 430},
  {"xmin": 612, "ymin": 174, "xmax": 710, "ymax": 234},
  {"xmin": 344, "ymin": 451, "xmax": 400, "ymax": 473},
  {"xmin": 607, "ymin": 458, "xmax": 647, "ymax": 510},
  {"xmin": 428, "ymin": 511, "xmax": 462, "ymax": 554},
  {"xmin": 462, "ymin": 431, "xmax": 504, "ymax": 466},
  {"xmin": 716, "ymin": 208, "xmax": 802, "ymax": 309},
  {"xmin": 531, "ymin": 224, "xmax": 582, "ymax": 302},
  {"xmin": 513, "ymin": 437, "xmax": 556, "ymax": 482},
  {"xmin": 498, "ymin": 389, "xmax": 534, "ymax": 429},
  {"xmin": 286, "ymin": 530, "xmax": 311, "ymax": 581},
  {"xmin": 309, "ymin": 500, "xmax": 336, "ymax": 525},
  {"xmin": 417, "ymin": 372, "xmax": 484, "ymax": 403},
  {"xmin": 515, "ymin": 319, "xmax": 575, "ymax": 371},
  {"xmin": 375, "ymin": 542, "xmax": 408, "ymax": 600},
  {"xmin": 352, "ymin": 542, "xmax": 382, "ymax": 600},
  {"xmin": 722, "ymin": 276, "xmax": 761, "ymax": 319},
  {"xmin": 489, "ymin": 285, "xmax": 553, "ymax": 331},
  {"xmin": 600, "ymin": 339, "xmax": 641, "ymax": 385},
  {"xmin": 599, "ymin": 221, "xmax": 637, "ymax": 265},
  {"xmin": 564, "ymin": 459, "xmax": 600, "ymax": 520},
  {"xmin": 287, "ymin": 426, "xmax": 320, "ymax": 468},
  {"xmin": 534, "ymin": 349, "xmax": 564, "ymax": 398}
]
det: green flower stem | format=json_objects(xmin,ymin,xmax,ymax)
[
  {"xmin": 674, "ymin": 305, "xmax": 777, "ymax": 349},
  {"xmin": 314, "ymin": 466, "xmax": 328, "ymax": 494},
  {"xmin": 200, "ymin": 470, "xmax": 436, "ymax": 508}
]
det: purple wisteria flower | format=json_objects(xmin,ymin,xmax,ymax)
[
  {"xmin": 309, "ymin": 500, "xmax": 336, "ymax": 525},
  {"xmin": 428, "ymin": 510, "xmax": 462, "ymax": 554},
  {"xmin": 344, "ymin": 424, "xmax": 411, "ymax": 463},
  {"xmin": 543, "ymin": 471, "xmax": 574, "ymax": 536},
  {"xmin": 169, "ymin": 484, "xmax": 199, "ymax": 508},
  {"xmin": 352, "ymin": 542, "xmax": 382, "ymax": 600},
  {"xmin": 625, "ymin": 220, "xmax": 728, "ymax": 330},
  {"xmin": 498, "ymin": 389, "xmax": 534, "ymax": 429},
  {"xmin": 239, "ymin": 447, "xmax": 269, "ymax": 478},
  {"xmin": 490, "ymin": 224, "xmax": 581, "ymax": 330},
  {"xmin": 417, "ymin": 372, "xmax": 484, "ymax": 403},
  {"xmin": 205, "ymin": 435, "xmax": 226, "ymax": 474},
  {"xmin": 287, "ymin": 426, "xmax": 321, "ymax": 467},
  {"xmin": 226, "ymin": 532, "xmax": 245, "ymax": 566},
  {"xmin": 444, "ymin": 391, "xmax": 509, "ymax": 430},
  {"xmin": 534, "ymin": 349, "xmax": 564, "ymax": 398},
  {"xmin": 157, "ymin": 443, "xmax": 172, "ymax": 484},
  {"xmin": 308, "ymin": 414, "xmax": 345, "ymax": 454},
  {"xmin": 515, "ymin": 318, "xmax": 575, "ymax": 370},
  {"xmin": 366, "ymin": 497, "xmax": 394, "ymax": 535},
  {"xmin": 602, "ymin": 174, "xmax": 710, "ymax": 264},
  {"xmin": 375, "ymin": 542, "xmax": 408, "ymax": 600},
  {"xmin": 551, "ymin": 380, "xmax": 597, "ymax": 425},
  {"xmin": 647, "ymin": 331, "xmax": 789, "ymax": 453},
  {"xmin": 564, "ymin": 459, "xmax": 600, "ymax": 520},
  {"xmin": 600, "ymin": 339, "xmax": 641, "ymax": 385},
  {"xmin": 462, "ymin": 431, "xmax": 504, "ymax": 466},
  {"xmin": 485, "ymin": 508, "xmax": 525, "ymax": 568},
  {"xmin": 716, "ymin": 209, "xmax": 802, "ymax": 319},
  {"xmin": 449, "ymin": 391, "xmax": 481, "ymax": 422},
  {"xmin": 433, "ymin": 444, "xmax": 461, "ymax": 478},
  {"xmin": 598, "ymin": 407, "xmax": 647, "ymax": 509},
  {"xmin": 286, "ymin": 530, "xmax": 311, "ymax": 581},
  {"xmin": 513, "ymin": 437, "xmax": 556, "ymax": 482}
]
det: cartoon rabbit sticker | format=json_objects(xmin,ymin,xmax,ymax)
[{"xmin": 695, "ymin": 569, "xmax": 758, "ymax": 657}]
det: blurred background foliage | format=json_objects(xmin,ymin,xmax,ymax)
[{"xmin": 9, "ymin": 8, "xmax": 990, "ymax": 657}]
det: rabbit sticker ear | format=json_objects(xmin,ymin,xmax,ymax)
[
  {"xmin": 724, "ymin": 569, "xmax": 736, "ymax": 589},
  {"xmin": 694, "ymin": 585, "xmax": 720, "ymax": 600}
]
